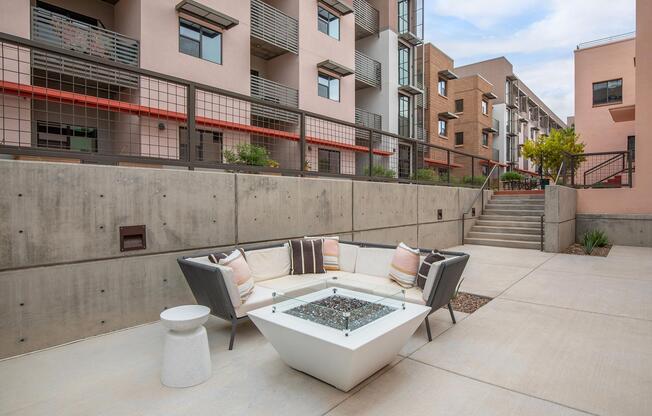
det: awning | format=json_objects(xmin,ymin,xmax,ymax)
[
  {"xmin": 319, "ymin": 0, "xmax": 353, "ymax": 15},
  {"xmin": 507, "ymin": 74, "xmax": 518, "ymax": 81},
  {"xmin": 398, "ymin": 31, "xmax": 423, "ymax": 46},
  {"xmin": 483, "ymin": 92, "xmax": 498, "ymax": 100},
  {"xmin": 438, "ymin": 69, "xmax": 458, "ymax": 80},
  {"xmin": 424, "ymin": 158, "xmax": 464, "ymax": 169},
  {"xmin": 398, "ymin": 84, "xmax": 424, "ymax": 95},
  {"xmin": 176, "ymin": 0, "xmax": 239, "ymax": 29},
  {"xmin": 317, "ymin": 60, "xmax": 354, "ymax": 77},
  {"xmin": 609, "ymin": 104, "xmax": 635, "ymax": 122},
  {"xmin": 483, "ymin": 127, "xmax": 498, "ymax": 134},
  {"xmin": 438, "ymin": 111, "xmax": 459, "ymax": 120}
]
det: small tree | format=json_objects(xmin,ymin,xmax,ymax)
[{"xmin": 521, "ymin": 128, "xmax": 585, "ymax": 177}]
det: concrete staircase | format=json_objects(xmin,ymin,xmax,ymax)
[{"xmin": 465, "ymin": 192, "xmax": 544, "ymax": 249}]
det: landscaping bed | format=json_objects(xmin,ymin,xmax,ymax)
[
  {"xmin": 564, "ymin": 243, "xmax": 612, "ymax": 257},
  {"xmin": 450, "ymin": 292, "xmax": 492, "ymax": 314}
]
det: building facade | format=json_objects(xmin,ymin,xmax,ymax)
[
  {"xmin": 454, "ymin": 57, "xmax": 565, "ymax": 174},
  {"xmin": 0, "ymin": 0, "xmax": 424, "ymax": 178}
]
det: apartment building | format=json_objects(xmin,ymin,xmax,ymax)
[
  {"xmin": 574, "ymin": 33, "xmax": 636, "ymax": 155},
  {"xmin": 423, "ymin": 43, "xmax": 498, "ymax": 178},
  {"xmin": 454, "ymin": 57, "xmax": 565, "ymax": 173},
  {"xmin": 0, "ymin": 0, "xmax": 424, "ymax": 178}
]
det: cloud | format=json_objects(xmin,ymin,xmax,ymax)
[
  {"xmin": 517, "ymin": 58, "xmax": 575, "ymax": 121},
  {"xmin": 429, "ymin": 0, "xmax": 545, "ymax": 30}
]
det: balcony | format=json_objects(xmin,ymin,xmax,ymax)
[
  {"xmin": 492, "ymin": 118, "xmax": 500, "ymax": 135},
  {"xmin": 250, "ymin": 74, "xmax": 299, "ymax": 123},
  {"xmin": 31, "ymin": 7, "xmax": 139, "ymax": 67},
  {"xmin": 250, "ymin": 0, "xmax": 299, "ymax": 60},
  {"xmin": 353, "ymin": 0, "xmax": 379, "ymax": 39},
  {"xmin": 355, "ymin": 51, "xmax": 381, "ymax": 89},
  {"xmin": 355, "ymin": 108, "xmax": 382, "ymax": 130}
]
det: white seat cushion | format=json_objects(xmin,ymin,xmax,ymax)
[
  {"xmin": 234, "ymin": 285, "xmax": 278, "ymax": 318},
  {"xmin": 255, "ymin": 275, "xmax": 325, "ymax": 295},
  {"xmin": 245, "ymin": 245, "xmax": 291, "ymax": 282},
  {"xmin": 354, "ymin": 247, "xmax": 395, "ymax": 277},
  {"xmin": 339, "ymin": 243, "xmax": 359, "ymax": 272}
]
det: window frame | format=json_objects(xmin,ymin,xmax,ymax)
[
  {"xmin": 397, "ymin": 0, "xmax": 409, "ymax": 34},
  {"xmin": 482, "ymin": 132, "xmax": 489, "ymax": 147},
  {"xmin": 318, "ymin": 148, "xmax": 341, "ymax": 174},
  {"xmin": 178, "ymin": 18, "xmax": 222, "ymax": 65},
  {"xmin": 481, "ymin": 99, "xmax": 488, "ymax": 115},
  {"xmin": 455, "ymin": 99, "xmax": 464, "ymax": 113},
  {"xmin": 437, "ymin": 78, "xmax": 447, "ymax": 97},
  {"xmin": 317, "ymin": 6, "xmax": 340, "ymax": 40},
  {"xmin": 454, "ymin": 131, "xmax": 463, "ymax": 146},
  {"xmin": 592, "ymin": 78, "xmax": 623, "ymax": 106},
  {"xmin": 318, "ymin": 72, "xmax": 340, "ymax": 101},
  {"xmin": 398, "ymin": 42, "xmax": 410, "ymax": 86},
  {"xmin": 438, "ymin": 119, "xmax": 447, "ymax": 137},
  {"xmin": 398, "ymin": 93, "xmax": 411, "ymax": 137}
]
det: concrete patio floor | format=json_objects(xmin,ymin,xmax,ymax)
[{"xmin": 1, "ymin": 245, "xmax": 651, "ymax": 416}]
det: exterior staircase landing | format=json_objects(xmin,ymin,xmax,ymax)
[{"xmin": 465, "ymin": 192, "xmax": 544, "ymax": 250}]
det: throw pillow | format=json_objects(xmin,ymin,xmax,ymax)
[
  {"xmin": 218, "ymin": 249, "xmax": 254, "ymax": 301},
  {"xmin": 388, "ymin": 242, "xmax": 420, "ymax": 288},
  {"xmin": 417, "ymin": 250, "xmax": 446, "ymax": 290},
  {"xmin": 305, "ymin": 236, "xmax": 340, "ymax": 271},
  {"xmin": 289, "ymin": 239, "xmax": 326, "ymax": 275},
  {"xmin": 207, "ymin": 248, "xmax": 245, "ymax": 264}
]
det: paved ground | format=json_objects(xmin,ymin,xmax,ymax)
[{"xmin": 1, "ymin": 245, "xmax": 650, "ymax": 416}]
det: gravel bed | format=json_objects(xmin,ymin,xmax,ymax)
[
  {"xmin": 450, "ymin": 292, "xmax": 492, "ymax": 314},
  {"xmin": 564, "ymin": 243, "xmax": 612, "ymax": 257}
]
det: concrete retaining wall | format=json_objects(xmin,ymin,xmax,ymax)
[
  {"xmin": 544, "ymin": 185, "xmax": 577, "ymax": 252},
  {"xmin": 576, "ymin": 214, "xmax": 652, "ymax": 247},
  {"xmin": 0, "ymin": 159, "xmax": 489, "ymax": 358}
]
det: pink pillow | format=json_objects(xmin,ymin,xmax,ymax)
[
  {"xmin": 388, "ymin": 242, "xmax": 420, "ymax": 288},
  {"xmin": 219, "ymin": 249, "xmax": 254, "ymax": 300}
]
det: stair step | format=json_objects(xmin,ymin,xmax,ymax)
[
  {"xmin": 486, "ymin": 204, "xmax": 544, "ymax": 211},
  {"xmin": 494, "ymin": 191, "xmax": 545, "ymax": 196},
  {"xmin": 472, "ymin": 225, "xmax": 542, "ymax": 235},
  {"xmin": 489, "ymin": 199, "xmax": 545, "ymax": 205},
  {"xmin": 479, "ymin": 215, "xmax": 542, "ymax": 222},
  {"xmin": 483, "ymin": 209, "xmax": 544, "ymax": 216},
  {"xmin": 464, "ymin": 238, "xmax": 542, "ymax": 250},
  {"xmin": 475, "ymin": 220, "xmax": 541, "ymax": 228},
  {"xmin": 468, "ymin": 232, "xmax": 541, "ymax": 242}
]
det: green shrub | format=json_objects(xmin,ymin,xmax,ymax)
[
  {"xmin": 224, "ymin": 144, "xmax": 270, "ymax": 166},
  {"xmin": 414, "ymin": 168, "xmax": 439, "ymax": 183},
  {"xmin": 463, "ymin": 175, "xmax": 487, "ymax": 185},
  {"xmin": 581, "ymin": 229, "xmax": 609, "ymax": 254},
  {"xmin": 500, "ymin": 171, "xmax": 524, "ymax": 181},
  {"xmin": 364, "ymin": 165, "xmax": 396, "ymax": 178}
]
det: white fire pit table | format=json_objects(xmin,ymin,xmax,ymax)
[{"xmin": 248, "ymin": 278, "xmax": 430, "ymax": 392}]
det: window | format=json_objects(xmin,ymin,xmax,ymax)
[
  {"xmin": 438, "ymin": 78, "xmax": 447, "ymax": 96},
  {"xmin": 455, "ymin": 99, "xmax": 464, "ymax": 113},
  {"xmin": 482, "ymin": 132, "xmax": 489, "ymax": 146},
  {"xmin": 36, "ymin": 121, "xmax": 98, "ymax": 152},
  {"xmin": 455, "ymin": 132, "xmax": 463, "ymax": 146},
  {"xmin": 628, "ymin": 135, "xmax": 635, "ymax": 162},
  {"xmin": 593, "ymin": 78, "xmax": 622, "ymax": 105},
  {"xmin": 398, "ymin": 144, "xmax": 411, "ymax": 179},
  {"xmin": 318, "ymin": 149, "xmax": 340, "ymax": 174},
  {"xmin": 318, "ymin": 73, "xmax": 340, "ymax": 101},
  {"xmin": 397, "ymin": 0, "xmax": 409, "ymax": 34},
  {"xmin": 398, "ymin": 94, "xmax": 411, "ymax": 137},
  {"xmin": 317, "ymin": 6, "xmax": 340, "ymax": 39},
  {"xmin": 179, "ymin": 127, "xmax": 223, "ymax": 162},
  {"xmin": 398, "ymin": 43, "xmax": 410, "ymax": 85},
  {"xmin": 438, "ymin": 119, "xmax": 447, "ymax": 137},
  {"xmin": 179, "ymin": 18, "xmax": 222, "ymax": 64},
  {"xmin": 482, "ymin": 165, "xmax": 489, "ymax": 176},
  {"xmin": 481, "ymin": 100, "xmax": 488, "ymax": 115}
]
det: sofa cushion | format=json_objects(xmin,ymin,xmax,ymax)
[
  {"xmin": 305, "ymin": 236, "xmax": 340, "ymax": 270},
  {"xmin": 339, "ymin": 243, "xmax": 358, "ymax": 272},
  {"xmin": 219, "ymin": 250, "xmax": 254, "ymax": 301},
  {"xmin": 289, "ymin": 239, "xmax": 326, "ymax": 275},
  {"xmin": 388, "ymin": 243, "xmax": 420, "ymax": 288},
  {"xmin": 234, "ymin": 285, "xmax": 277, "ymax": 318},
  {"xmin": 245, "ymin": 244, "xmax": 291, "ymax": 282},
  {"xmin": 354, "ymin": 247, "xmax": 395, "ymax": 277},
  {"xmin": 185, "ymin": 256, "xmax": 242, "ymax": 308},
  {"xmin": 329, "ymin": 272, "xmax": 426, "ymax": 306},
  {"xmin": 417, "ymin": 250, "xmax": 446, "ymax": 289}
]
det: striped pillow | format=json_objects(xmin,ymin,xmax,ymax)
[
  {"xmin": 388, "ymin": 242, "xmax": 420, "ymax": 288},
  {"xmin": 289, "ymin": 239, "xmax": 326, "ymax": 275},
  {"xmin": 218, "ymin": 249, "xmax": 254, "ymax": 301},
  {"xmin": 417, "ymin": 250, "xmax": 446, "ymax": 289},
  {"xmin": 305, "ymin": 236, "xmax": 340, "ymax": 271}
]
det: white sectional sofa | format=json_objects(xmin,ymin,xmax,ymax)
[{"xmin": 178, "ymin": 241, "xmax": 469, "ymax": 350}]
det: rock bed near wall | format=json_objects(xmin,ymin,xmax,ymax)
[
  {"xmin": 450, "ymin": 293, "xmax": 492, "ymax": 314},
  {"xmin": 563, "ymin": 243, "xmax": 612, "ymax": 257}
]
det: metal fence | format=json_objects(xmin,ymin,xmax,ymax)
[
  {"xmin": 560, "ymin": 151, "xmax": 634, "ymax": 188},
  {"xmin": 0, "ymin": 32, "xmax": 504, "ymax": 188}
]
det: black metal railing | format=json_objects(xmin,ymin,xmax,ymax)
[
  {"xmin": 560, "ymin": 151, "xmax": 634, "ymax": 188},
  {"xmin": 0, "ymin": 32, "xmax": 502, "ymax": 188}
]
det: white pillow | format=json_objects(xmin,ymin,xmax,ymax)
[
  {"xmin": 339, "ymin": 243, "xmax": 359, "ymax": 272},
  {"xmin": 244, "ymin": 244, "xmax": 291, "ymax": 282},
  {"xmin": 354, "ymin": 247, "xmax": 395, "ymax": 277}
]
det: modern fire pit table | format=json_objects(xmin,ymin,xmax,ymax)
[{"xmin": 248, "ymin": 277, "xmax": 430, "ymax": 391}]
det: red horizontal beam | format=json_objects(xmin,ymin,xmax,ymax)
[{"xmin": 0, "ymin": 81, "xmax": 392, "ymax": 157}]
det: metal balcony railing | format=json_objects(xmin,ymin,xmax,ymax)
[
  {"xmin": 31, "ymin": 7, "xmax": 139, "ymax": 66},
  {"xmin": 355, "ymin": 108, "xmax": 382, "ymax": 130},
  {"xmin": 355, "ymin": 50, "xmax": 381, "ymax": 89},
  {"xmin": 492, "ymin": 118, "xmax": 500, "ymax": 135},
  {"xmin": 250, "ymin": 0, "xmax": 299, "ymax": 59},
  {"xmin": 250, "ymin": 74, "xmax": 299, "ymax": 123},
  {"xmin": 353, "ymin": 0, "xmax": 379, "ymax": 39}
]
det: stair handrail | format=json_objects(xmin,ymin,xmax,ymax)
[
  {"xmin": 554, "ymin": 160, "xmax": 564, "ymax": 185},
  {"xmin": 461, "ymin": 163, "xmax": 498, "ymax": 244}
]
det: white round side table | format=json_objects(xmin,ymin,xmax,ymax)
[{"xmin": 160, "ymin": 305, "xmax": 211, "ymax": 388}]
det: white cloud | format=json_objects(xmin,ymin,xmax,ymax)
[
  {"xmin": 517, "ymin": 58, "xmax": 575, "ymax": 120},
  {"xmin": 430, "ymin": 0, "xmax": 544, "ymax": 30}
]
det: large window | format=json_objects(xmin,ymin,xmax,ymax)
[
  {"xmin": 438, "ymin": 78, "xmax": 447, "ymax": 96},
  {"xmin": 179, "ymin": 127, "xmax": 223, "ymax": 162},
  {"xmin": 482, "ymin": 132, "xmax": 489, "ymax": 146},
  {"xmin": 398, "ymin": 94, "xmax": 411, "ymax": 137},
  {"xmin": 455, "ymin": 99, "xmax": 464, "ymax": 113},
  {"xmin": 481, "ymin": 100, "xmax": 488, "ymax": 115},
  {"xmin": 438, "ymin": 119, "xmax": 447, "ymax": 137},
  {"xmin": 318, "ymin": 73, "xmax": 340, "ymax": 101},
  {"xmin": 593, "ymin": 78, "xmax": 622, "ymax": 106},
  {"xmin": 628, "ymin": 135, "xmax": 635, "ymax": 162},
  {"xmin": 317, "ymin": 6, "xmax": 340, "ymax": 40},
  {"xmin": 397, "ymin": 0, "xmax": 409, "ymax": 34},
  {"xmin": 318, "ymin": 149, "xmax": 340, "ymax": 174},
  {"xmin": 36, "ymin": 121, "xmax": 98, "ymax": 152},
  {"xmin": 455, "ymin": 132, "xmax": 463, "ymax": 146},
  {"xmin": 398, "ymin": 43, "xmax": 410, "ymax": 85},
  {"xmin": 179, "ymin": 18, "xmax": 222, "ymax": 64}
]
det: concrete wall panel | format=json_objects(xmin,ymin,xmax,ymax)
[
  {"xmin": 576, "ymin": 214, "xmax": 652, "ymax": 247},
  {"xmin": 418, "ymin": 185, "xmax": 459, "ymax": 223},
  {"xmin": 353, "ymin": 225, "xmax": 418, "ymax": 247},
  {"xmin": 418, "ymin": 221, "xmax": 461, "ymax": 250},
  {"xmin": 353, "ymin": 182, "xmax": 418, "ymax": 230}
]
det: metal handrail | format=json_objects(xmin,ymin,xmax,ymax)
[
  {"xmin": 250, "ymin": 0, "xmax": 299, "ymax": 55},
  {"xmin": 554, "ymin": 160, "xmax": 564, "ymax": 184},
  {"xmin": 577, "ymin": 31, "xmax": 635, "ymax": 50},
  {"xmin": 461, "ymin": 163, "xmax": 499, "ymax": 244},
  {"xmin": 355, "ymin": 50, "xmax": 381, "ymax": 88}
]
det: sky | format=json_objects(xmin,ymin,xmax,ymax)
[{"xmin": 424, "ymin": 0, "xmax": 636, "ymax": 121}]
